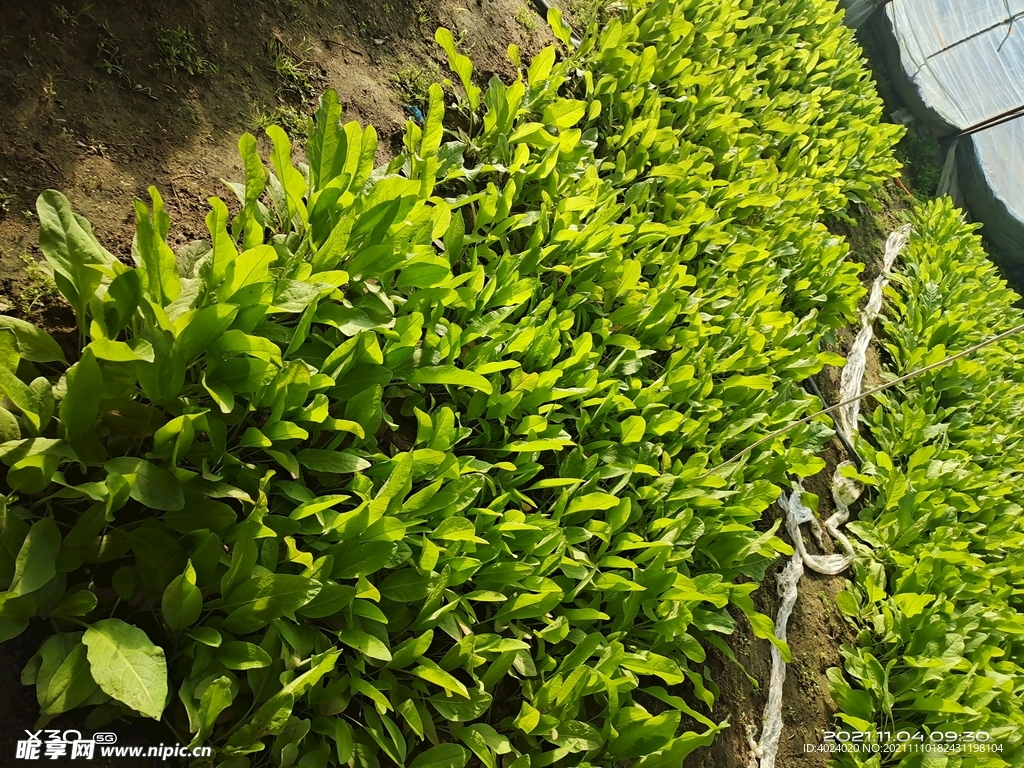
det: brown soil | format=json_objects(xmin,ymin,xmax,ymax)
[
  {"xmin": 685, "ymin": 448, "xmax": 859, "ymax": 768},
  {"xmin": 0, "ymin": 0, "xmax": 558, "ymax": 324},
  {"xmin": 827, "ymin": 179, "xmax": 914, "ymax": 278}
]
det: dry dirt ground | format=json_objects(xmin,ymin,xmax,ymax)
[{"xmin": 0, "ymin": 0, "xmax": 915, "ymax": 762}]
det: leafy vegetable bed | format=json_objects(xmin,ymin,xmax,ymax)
[
  {"xmin": 0, "ymin": 1, "xmax": 900, "ymax": 766},
  {"xmin": 829, "ymin": 199, "xmax": 1024, "ymax": 767}
]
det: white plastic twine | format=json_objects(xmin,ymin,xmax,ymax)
[
  {"xmin": 835, "ymin": 224, "xmax": 912, "ymax": 440},
  {"xmin": 745, "ymin": 541, "xmax": 801, "ymax": 768},
  {"xmin": 746, "ymin": 225, "xmax": 908, "ymax": 767},
  {"xmin": 746, "ymin": 470, "xmax": 863, "ymax": 768}
]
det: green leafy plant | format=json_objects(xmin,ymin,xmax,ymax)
[
  {"xmin": 156, "ymin": 26, "xmax": 218, "ymax": 76},
  {"xmin": 390, "ymin": 64, "xmax": 443, "ymax": 106},
  {"xmin": 253, "ymin": 104, "xmax": 310, "ymax": 139},
  {"xmin": 828, "ymin": 199, "xmax": 1024, "ymax": 765},
  {"xmin": 268, "ymin": 40, "xmax": 317, "ymax": 101},
  {"xmin": 50, "ymin": 1, "xmax": 93, "ymax": 26},
  {"xmin": 12, "ymin": 254, "xmax": 60, "ymax": 316},
  {"xmin": 513, "ymin": 5, "xmax": 539, "ymax": 31},
  {"xmin": 95, "ymin": 23, "xmax": 128, "ymax": 80},
  {"xmin": 95, "ymin": 21, "xmax": 155, "ymax": 98},
  {"xmin": 0, "ymin": 0, "xmax": 904, "ymax": 764}
]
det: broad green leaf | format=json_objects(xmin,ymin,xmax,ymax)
[
  {"xmin": 173, "ymin": 303, "xmax": 239, "ymax": 361},
  {"xmin": 0, "ymin": 500, "xmax": 29, "ymax": 590},
  {"xmin": 220, "ymin": 245, "xmax": 277, "ymax": 302},
  {"xmin": 541, "ymin": 99, "xmax": 587, "ymax": 129},
  {"xmin": 435, "ymin": 28, "xmax": 479, "ymax": 110},
  {"xmin": 413, "ymin": 662, "xmax": 469, "ymax": 697},
  {"xmin": 620, "ymin": 651, "xmax": 685, "ymax": 686},
  {"xmin": 620, "ymin": 415, "xmax": 646, "ymax": 445},
  {"xmin": 196, "ymin": 675, "xmax": 234, "ymax": 745},
  {"xmin": 10, "ymin": 516, "xmax": 60, "ymax": 596},
  {"xmin": 333, "ymin": 542, "xmax": 397, "ymax": 579},
  {"xmin": 0, "ymin": 367, "xmax": 41, "ymax": 433},
  {"xmin": 458, "ymin": 722, "xmax": 512, "ymax": 768},
  {"xmin": 205, "ymin": 196, "xmax": 237, "ymax": 289},
  {"xmin": 421, "ymin": 83, "xmax": 445, "ymax": 159},
  {"xmin": 410, "ymin": 744, "xmax": 470, "ymax": 768},
  {"xmin": 60, "ymin": 348, "xmax": 103, "ymax": 442},
  {"xmin": 297, "ymin": 449, "xmax": 370, "ymax": 474},
  {"xmin": 104, "ymin": 269, "xmax": 143, "ymax": 334},
  {"xmin": 502, "ymin": 438, "xmax": 573, "ymax": 452},
  {"xmin": 733, "ymin": 594, "xmax": 791, "ymax": 663},
  {"xmin": 186, "ymin": 627, "xmax": 222, "ymax": 647},
  {"xmin": 87, "ymin": 338, "xmax": 155, "ymax": 363},
  {"xmin": 217, "ymin": 641, "xmax": 272, "ymax": 670},
  {"xmin": 36, "ymin": 633, "xmax": 100, "ymax": 717},
  {"xmin": 36, "ymin": 190, "xmax": 115, "ymax": 328},
  {"xmin": 235, "ymin": 133, "xmax": 267, "ymax": 249},
  {"xmin": 50, "ymin": 589, "xmax": 98, "ymax": 619},
  {"xmin": 221, "ymin": 573, "xmax": 322, "ymax": 633},
  {"xmin": 309, "ymin": 89, "xmax": 348, "ymax": 189},
  {"xmin": 267, "ymin": 126, "xmax": 309, "ymax": 229},
  {"xmin": 610, "ymin": 710, "xmax": 680, "ymax": 758},
  {"xmin": 104, "ymin": 458, "xmax": 185, "ymax": 512},
  {"xmin": 432, "ymin": 517, "xmax": 481, "ymax": 542},
  {"xmin": 429, "ymin": 687, "xmax": 493, "ymax": 722},
  {"xmin": 134, "ymin": 189, "xmax": 181, "ymax": 304},
  {"xmin": 408, "ymin": 365, "xmax": 493, "ymax": 394},
  {"xmin": 82, "ymin": 619, "xmax": 168, "ymax": 720},
  {"xmin": 338, "ymin": 629, "xmax": 392, "ymax": 662},
  {"xmin": 0, "ymin": 317, "xmax": 66, "ymax": 364},
  {"xmin": 161, "ymin": 560, "xmax": 202, "ymax": 631}
]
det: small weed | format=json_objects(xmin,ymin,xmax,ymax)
[
  {"xmin": 568, "ymin": 0, "xmax": 623, "ymax": 27},
  {"xmin": 453, "ymin": 27, "xmax": 474, "ymax": 55},
  {"xmin": 40, "ymin": 73, "xmax": 57, "ymax": 102},
  {"xmin": 390, "ymin": 63, "xmax": 442, "ymax": 105},
  {"xmin": 895, "ymin": 125, "xmax": 942, "ymax": 200},
  {"xmin": 253, "ymin": 104, "xmax": 309, "ymax": 138},
  {"xmin": 156, "ymin": 27, "xmax": 218, "ymax": 76},
  {"xmin": 0, "ymin": 178, "xmax": 14, "ymax": 217},
  {"xmin": 417, "ymin": 5, "xmax": 430, "ymax": 23},
  {"xmin": 268, "ymin": 41, "xmax": 316, "ymax": 100},
  {"xmin": 50, "ymin": 1, "xmax": 93, "ymax": 25},
  {"xmin": 95, "ymin": 22, "xmax": 129, "ymax": 80},
  {"xmin": 95, "ymin": 23, "xmax": 157, "ymax": 98},
  {"xmin": 15, "ymin": 254, "xmax": 59, "ymax": 315},
  {"xmin": 514, "ymin": 5, "xmax": 539, "ymax": 31}
]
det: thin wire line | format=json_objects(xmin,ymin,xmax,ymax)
[{"xmin": 698, "ymin": 320, "xmax": 1024, "ymax": 480}]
